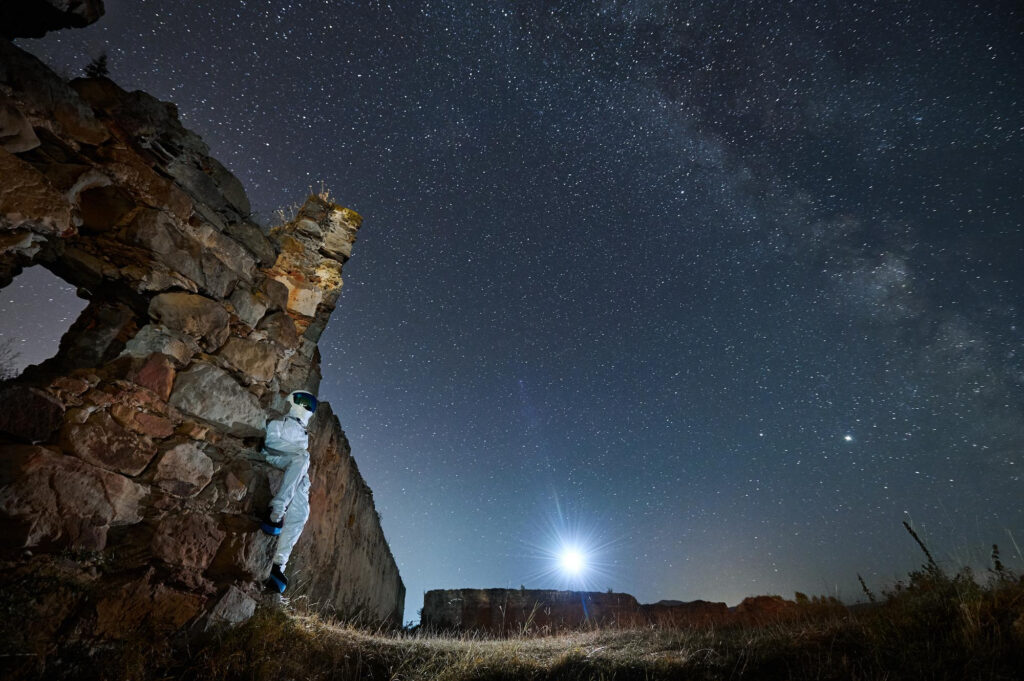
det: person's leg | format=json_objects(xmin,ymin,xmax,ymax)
[
  {"xmin": 274, "ymin": 474, "xmax": 311, "ymax": 569},
  {"xmin": 268, "ymin": 452, "xmax": 310, "ymax": 522}
]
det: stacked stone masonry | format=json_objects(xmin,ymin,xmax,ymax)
[{"xmin": 0, "ymin": 8, "xmax": 404, "ymax": 652}]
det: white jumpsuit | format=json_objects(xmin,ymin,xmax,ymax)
[{"xmin": 264, "ymin": 415, "xmax": 311, "ymax": 569}]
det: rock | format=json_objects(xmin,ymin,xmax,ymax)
[
  {"xmin": 0, "ymin": 148, "xmax": 73, "ymax": 236},
  {"xmin": 94, "ymin": 570, "xmax": 205, "ymax": 638},
  {"xmin": 154, "ymin": 442, "xmax": 214, "ymax": 497},
  {"xmin": 151, "ymin": 512, "xmax": 225, "ymax": 570},
  {"xmin": 208, "ymin": 531, "xmax": 275, "ymax": 582},
  {"xmin": 77, "ymin": 184, "xmax": 137, "ymax": 232},
  {"xmin": 169, "ymin": 363, "xmax": 265, "ymax": 437},
  {"xmin": 121, "ymin": 324, "xmax": 200, "ymax": 366},
  {"xmin": 0, "ymin": 445, "xmax": 146, "ymax": 550},
  {"xmin": 218, "ymin": 337, "xmax": 277, "ymax": 383},
  {"xmin": 225, "ymin": 221, "xmax": 276, "ymax": 266},
  {"xmin": 229, "ymin": 286, "xmax": 268, "ymax": 328},
  {"xmin": 0, "ymin": 30, "xmax": 402, "ymax": 647},
  {"xmin": 149, "ymin": 292, "xmax": 231, "ymax": 352},
  {"xmin": 206, "ymin": 585, "xmax": 257, "ymax": 627},
  {"xmin": 128, "ymin": 352, "xmax": 177, "ymax": 399},
  {"xmin": 0, "ymin": 41, "xmax": 109, "ymax": 145},
  {"xmin": 1, "ymin": 0, "xmax": 105, "ymax": 39},
  {"xmin": 61, "ymin": 410, "xmax": 157, "ymax": 476},
  {"xmin": 0, "ymin": 385, "xmax": 65, "ymax": 443},
  {"xmin": 0, "ymin": 101, "xmax": 40, "ymax": 152},
  {"xmin": 257, "ymin": 310, "xmax": 299, "ymax": 349},
  {"xmin": 134, "ymin": 412, "xmax": 175, "ymax": 438}
]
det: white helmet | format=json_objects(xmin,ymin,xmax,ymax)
[{"xmin": 287, "ymin": 390, "xmax": 318, "ymax": 427}]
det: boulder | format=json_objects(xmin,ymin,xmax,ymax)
[
  {"xmin": 169, "ymin": 363, "xmax": 265, "ymax": 437},
  {"xmin": 148, "ymin": 292, "xmax": 231, "ymax": 351}
]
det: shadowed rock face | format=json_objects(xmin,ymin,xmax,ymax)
[{"xmin": 0, "ymin": 27, "xmax": 403, "ymax": 650}]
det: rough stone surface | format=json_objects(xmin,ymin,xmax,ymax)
[
  {"xmin": 149, "ymin": 292, "xmax": 231, "ymax": 352},
  {"xmin": 154, "ymin": 442, "xmax": 214, "ymax": 497},
  {"xmin": 0, "ymin": 34, "xmax": 397, "ymax": 652},
  {"xmin": 61, "ymin": 410, "xmax": 157, "ymax": 476},
  {"xmin": 206, "ymin": 585, "xmax": 257, "ymax": 626},
  {"xmin": 121, "ymin": 324, "xmax": 199, "ymax": 366},
  {"xmin": 218, "ymin": 336, "xmax": 277, "ymax": 383},
  {"xmin": 0, "ymin": 445, "xmax": 146, "ymax": 550},
  {"xmin": 169, "ymin": 363, "xmax": 266, "ymax": 437}
]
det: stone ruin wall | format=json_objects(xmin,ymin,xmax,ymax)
[
  {"xmin": 420, "ymin": 589, "xmax": 799, "ymax": 634},
  {"xmin": 0, "ymin": 9, "xmax": 403, "ymax": 649}
]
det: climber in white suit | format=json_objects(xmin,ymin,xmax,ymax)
[{"xmin": 259, "ymin": 390, "xmax": 318, "ymax": 593}]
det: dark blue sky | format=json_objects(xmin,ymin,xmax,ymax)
[{"xmin": 7, "ymin": 0, "xmax": 1023, "ymax": 619}]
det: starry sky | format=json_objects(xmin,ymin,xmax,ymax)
[{"xmin": 8, "ymin": 0, "xmax": 1024, "ymax": 620}]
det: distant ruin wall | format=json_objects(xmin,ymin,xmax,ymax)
[
  {"xmin": 0, "ymin": 22, "xmax": 402, "ymax": 653},
  {"xmin": 420, "ymin": 589, "xmax": 797, "ymax": 634}
]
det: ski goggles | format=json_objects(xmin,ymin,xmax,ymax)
[{"xmin": 292, "ymin": 391, "xmax": 318, "ymax": 413}]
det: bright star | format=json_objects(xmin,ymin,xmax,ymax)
[{"xmin": 844, "ymin": 434, "xmax": 854, "ymax": 442}]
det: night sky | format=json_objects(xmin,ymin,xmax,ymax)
[{"xmin": 6, "ymin": 1, "xmax": 1023, "ymax": 620}]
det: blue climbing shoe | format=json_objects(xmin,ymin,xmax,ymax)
[
  {"xmin": 260, "ymin": 507, "xmax": 283, "ymax": 536},
  {"xmin": 266, "ymin": 564, "xmax": 288, "ymax": 593}
]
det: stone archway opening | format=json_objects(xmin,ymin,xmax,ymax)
[{"xmin": 0, "ymin": 264, "xmax": 88, "ymax": 380}]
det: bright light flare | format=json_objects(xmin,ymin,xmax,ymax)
[{"xmin": 560, "ymin": 548, "xmax": 586, "ymax": 576}]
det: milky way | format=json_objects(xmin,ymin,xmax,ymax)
[{"xmin": 7, "ymin": 0, "xmax": 1023, "ymax": 620}]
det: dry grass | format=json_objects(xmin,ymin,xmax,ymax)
[{"xmin": 6, "ymin": 537, "xmax": 1023, "ymax": 680}]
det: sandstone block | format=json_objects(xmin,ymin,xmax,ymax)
[
  {"xmin": 149, "ymin": 291, "xmax": 231, "ymax": 351},
  {"xmin": 168, "ymin": 363, "xmax": 265, "ymax": 437},
  {"xmin": 0, "ymin": 385, "xmax": 65, "ymax": 443},
  {"xmin": 154, "ymin": 442, "xmax": 214, "ymax": 497},
  {"xmin": 61, "ymin": 410, "xmax": 157, "ymax": 476},
  {"xmin": 218, "ymin": 336, "xmax": 277, "ymax": 382},
  {"xmin": 0, "ymin": 445, "xmax": 146, "ymax": 550}
]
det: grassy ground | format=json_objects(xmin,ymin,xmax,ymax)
[{"xmin": 6, "ymin": 539, "xmax": 1024, "ymax": 680}]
